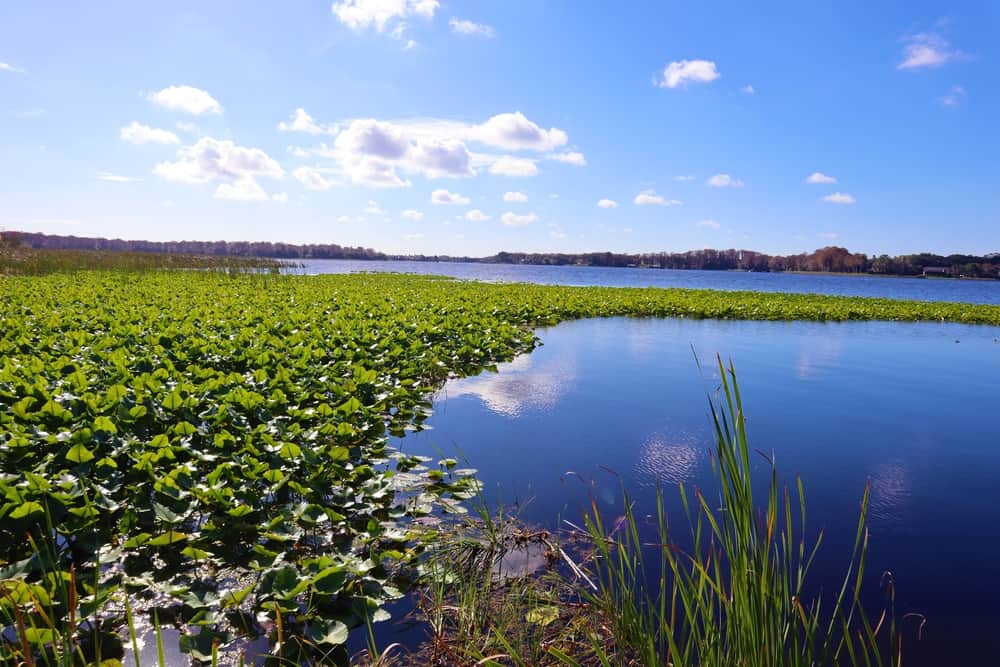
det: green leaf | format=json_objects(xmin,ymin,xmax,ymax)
[
  {"xmin": 93, "ymin": 415, "xmax": 117, "ymax": 434},
  {"xmin": 149, "ymin": 531, "xmax": 188, "ymax": 546},
  {"xmin": 66, "ymin": 443, "xmax": 95, "ymax": 463},
  {"xmin": 11, "ymin": 501, "xmax": 44, "ymax": 519},
  {"xmin": 307, "ymin": 619, "xmax": 349, "ymax": 646}
]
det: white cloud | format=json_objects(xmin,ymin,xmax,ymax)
[
  {"xmin": 148, "ymin": 85, "xmax": 222, "ymax": 115},
  {"xmin": 633, "ymin": 190, "xmax": 681, "ymax": 206},
  {"xmin": 465, "ymin": 209, "xmax": 491, "ymax": 222},
  {"xmin": 364, "ymin": 200, "xmax": 386, "ymax": 215},
  {"xmin": 431, "ymin": 189, "xmax": 470, "ymax": 205},
  {"xmin": 657, "ymin": 59, "xmax": 720, "ymax": 88},
  {"xmin": 548, "ymin": 223, "xmax": 567, "ymax": 239},
  {"xmin": 470, "ymin": 112, "xmax": 567, "ymax": 152},
  {"xmin": 501, "ymin": 211, "xmax": 538, "ymax": 226},
  {"xmin": 332, "ymin": 0, "xmax": 439, "ymax": 32},
  {"xmin": 674, "ymin": 175, "xmax": 695, "ymax": 182},
  {"xmin": 155, "ymin": 137, "xmax": 284, "ymax": 202},
  {"xmin": 806, "ymin": 171, "xmax": 837, "ymax": 184},
  {"xmin": 0, "ymin": 62, "xmax": 25, "ymax": 74},
  {"xmin": 401, "ymin": 208, "xmax": 424, "ymax": 221},
  {"xmin": 706, "ymin": 173, "xmax": 744, "ymax": 188},
  {"xmin": 696, "ymin": 219, "xmax": 720, "ymax": 229},
  {"xmin": 597, "ymin": 198, "xmax": 618, "ymax": 209},
  {"xmin": 288, "ymin": 111, "xmax": 571, "ymax": 189},
  {"xmin": 898, "ymin": 32, "xmax": 963, "ymax": 70},
  {"xmin": 272, "ymin": 192, "xmax": 289, "ymax": 203},
  {"xmin": 120, "ymin": 121, "xmax": 180, "ymax": 145},
  {"xmin": 741, "ymin": 84, "xmax": 755, "ymax": 94},
  {"xmin": 279, "ymin": 108, "xmax": 338, "ymax": 136},
  {"xmin": 97, "ymin": 172, "xmax": 140, "ymax": 183},
  {"xmin": 822, "ymin": 192, "xmax": 856, "ymax": 205},
  {"xmin": 215, "ymin": 178, "xmax": 270, "ymax": 201},
  {"xmin": 939, "ymin": 85, "xmax": 967, "ymax": 107},
  {"xmin": 404, "ymin": 39, "xmax": 418, "ymax": 50},
  {"xmin": 818, "ymin": 231, "xmax": 839, "ymax": 240},
  {"xmin": 489, "ymin": 155, "xmax": 538, "ymax": 176},
  {"xmin": 175, "ymin": 121, "xmax": 198, "ymax": 133},
  {"xmin": 410, "ymin": 136, "xmax": 474, "ymax": 177},
  {"xmin": 293, "ymin": 166, "xmax": 339, "ymax": 191},
  {"xmin": 503, "ymin": 191, "xmax": 528, "ymax": 202},
  {"xmin": 548, "ymin": 151, "xmax": 586, "ymax": 166},
  {"xmin": 449, "ymin": 18, "xmax": 495, "ymax": 37}
]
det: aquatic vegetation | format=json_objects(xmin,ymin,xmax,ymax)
[
  {"xmin": 0, "ymin": 271, "xmax": 993, "ymax": 664},
  {"xmin": 420, "ymin": 359, "xmax": 913, "ymax": 666}
]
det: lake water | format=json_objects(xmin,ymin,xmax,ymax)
[
  {"xmin": 393, "ymin": 316, "xmax": 1000, "ymax": 664},
  {"xmin": 297, "ymin": 259, "xmax": 1000, "ymax": 305}
]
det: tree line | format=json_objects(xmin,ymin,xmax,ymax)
[
  {"xmin": 4, "ymin": 231, "xmax": 998, "ymax": 279},
  {"xmin": 4, "ymin": 231, "xmax": 385, "ymax": 260},
  {"xmin": 469, "ymin": 247, "xmax": 1000, "ymax": 278}
]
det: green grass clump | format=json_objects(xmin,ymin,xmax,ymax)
[{"xmin": 0, "ymin": 271, "xmax": 982, "ymax": 664}]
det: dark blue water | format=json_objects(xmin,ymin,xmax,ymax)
[
  {"xmin": 298, "ymin": 259, "xmax": 1000, "ymax": 305},
  {"xmin": 393, "ymin": 317, "xmax": 1000, "ymax": 664}
]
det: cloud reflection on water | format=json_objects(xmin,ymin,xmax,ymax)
[{"xmin": 439, "ymin": 351, "xmax": 576, "ymax": 418}]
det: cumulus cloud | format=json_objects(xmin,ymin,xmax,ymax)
[
  {"xmin": 332, "ymin": 0, "xmax": 439, "ymax": 32},
  {"xmin": 401, "ymin": 209, "xmax": 424, "ymax": 221},
  {"xmin": 154, "ymin": 137, "xmax": 284, "ymax": 201},
  {"xmin": 501, "ymin": 211, "xmax": 538, "ymax": 226},
  {"xmin": 364, "ymin": 200, "xmax": 386, "ymax": 215},
  {"xmin": 287, "ymin": 111, "xmax": 572, "ymax": 188},
  {"xmin": 706, "ymin": 173, "xmax": 744, "ymax": 188},
  {"xmin": 0, "ymin": 62, "xmax": 25, "ymax": 73},
  {"xmin": 120, "ymin": 121, "xmax": 179, "ymax": 145},
  {"xmin": 97, "ymin": 172, "xmax": 140, "ymax": 183},
  {"xmin": 597, "ymin": 198, "xmax": 618, "ymax": 209},
  {"xmin": 449, "ymin": 18, "xmax": 495, "ymax": 37},
  {"xmin": 548, "ymin": 151, "xmax": 586, "ymax": 166},
  {"xmin": 898, "ymin": 32, "xmax": 963, "ymax": 70},
  {"xmin": 503, "ymin": 191, "xmax": 527, "ymax": 202},
  {"xmin": 279, "ymin": 108, "xmax": 338, "ymax": 136},
  {"xmin": 475, "ymin": 112, "xmax": 567, "ymax": 151},
  {"xmin": 741, "ymin": 84, "xmax": 755, "ymax": 94},
  {"xmin": 489, "ymin": 155, "xmax": 538, "ymax": 176},
  {"xmin": 465, "ymin": 209, "xmax": 491, "ymax": 222},
  {"xmin": 657, "ymin": 59, "xmax": 720, "ymax": 88},
  {"xmin": 806, "ymin": 171, "xmax": 837, "ymax": 184},
  {"xmin": 431, "ymin": 189, "xmax": 470, "ymax": 205},
  {"xmin": 148, "ymin": 85, "xmax": 222, "ymax": 115},
  {"xmin": 696, "ymin": 219, "xmax": 720, "ymax": 229},
  {"xmin": 822, "ymin": 192, "xmax": 856, "ymax": 204},
  {"xmin": 634, "ymin": 190, "xmax": 681, "ymax": 206}
]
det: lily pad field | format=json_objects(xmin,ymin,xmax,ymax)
[{"xmin": 2, "ymin": 270, "xmax": 999, "ymax": 665}]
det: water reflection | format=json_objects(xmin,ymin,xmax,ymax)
[
  {"xmin": 635, "ymin": 431, "xmax": 705, "ymax": 486},
  {"xmin": 440, "ymin": 351, "xmax": 576, "ymax": 418}
]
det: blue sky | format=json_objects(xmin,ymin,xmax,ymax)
[{"xmin": 1, "ymin": 1, "xmax": 997, "ymax": 256}]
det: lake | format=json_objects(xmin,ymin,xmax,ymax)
[
  {"xmin": 392, "ymin": 316, "xmax": 1000, "ymax": 664},
  {"xmin": 297, "ymin": 259, "xmax": 1000, "ymax": 305}
]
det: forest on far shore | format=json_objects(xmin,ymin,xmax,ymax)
[{"xmin": 4, "ymin": 231, "xmax": 999, "ymax": 279}]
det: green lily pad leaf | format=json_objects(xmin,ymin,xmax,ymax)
[
  {"xmin": 149, "ymin": 530, "xmax": 188, "ymax": 546},
  {"xmin": 93, "ymin": 415, "xmax": 117, "ymax": 434},
  {"xmin": 10, "ymin": 500, "xmax": 44, "ymax": 519},
  {"xmin": 66, "ymin": 443, "xmax": 95, "ymax": 464},
  {"xmin": 307, "ymin": 618, "xmax": 349, "ymax": 646}
]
